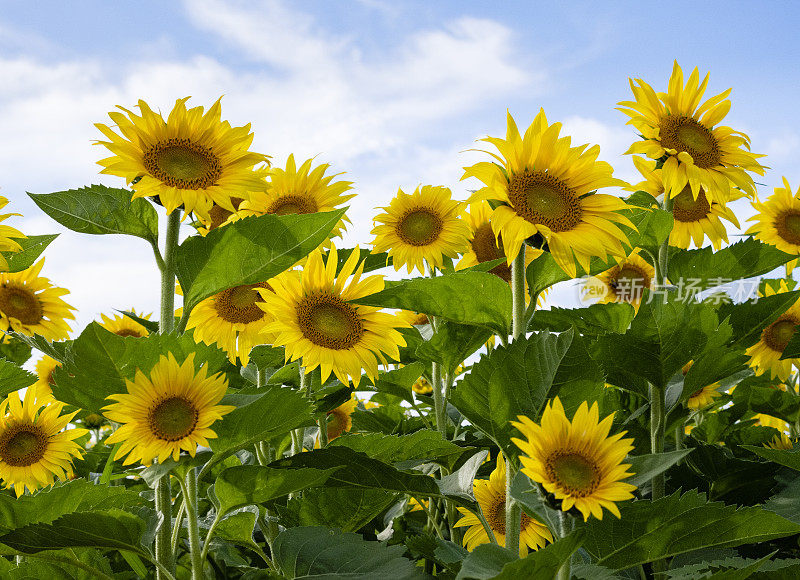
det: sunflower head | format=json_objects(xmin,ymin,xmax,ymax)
[
  {"xmin": 686, "ymin": 383, "xmax": 722, "ymax": 410},
  {"xmin": 462, "ymin": 110, "xmax": 633, "ymax": 277},
  {"xmin": 103, "ymin": 352, "xmax": 235, "ymax": 465},
  {"xmin": 747, "ymin": 178, "xmax": 800, "ymax": 256},
  {"xmin": 99, "ymin": 309, "xmax": 151, "ymax": 338},
  {"xmin": 0, "ymin": 196, "xmax": 24, "ymax": 271},
  {"xmin": 745, "ymin": 284, "xmax": 800, "ymax": 381},
  {"xmin": 512, "ymin": 397, "xmax": 636, "ymax": 521},
  {"xmin": 587, "ymin": 252, "xmax": 655, "ymax": 307},
  {"xmin": 0, "ymin": 385, "xmax": 87, "ymax": 496},
  {"xmin": 95, "ymin": 97, "xmax": 270, "ymax": 222},
  {"xmin": 325, "ymin": 394, "xmax": 358, "ymax": 440},
  {"xmin": 34, "ymin": 355, "xmax": 61, "ymax": 396}
]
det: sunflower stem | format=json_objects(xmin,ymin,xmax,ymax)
[
  {"xmin": 199, "ymin": 508, "xmax": 225, "ymax": 567},
  {"xmin": 431, "ymin": 360, "xmax": 446, "ymax": 436},
  {"xmin": 556, "ymin": 511, "xmax": 571, "ymax": 580},
  {"xmin": 183, "ymin": 468, "xmax": 204, "ymax": 580}
]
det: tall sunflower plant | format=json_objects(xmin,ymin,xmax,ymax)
[{"xmin": 1, "ymin": 67, "xmax": 800, "ymax": 578}]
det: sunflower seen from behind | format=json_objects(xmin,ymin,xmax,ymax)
[
  {"xmin": 99, "ymin": 309, "xmax": 151, "ymax": 338},
  {"xmin": 462, "ymin": 110, "xmax": 632, "ymax": 278},
  {"xmin": 0, "ymin": 260, "xmax": 74, "ymax": 341},
  {"xmin": 371, "ymin": 185, "xmax": 470, "ymax": 275},
  {"xmin": 618, "ymin": 61, "xmax": 766, "ymax": 203},
  {"xmin": 455, "ymin": 454, "xmax": 552, "ymax": 557},
  {"xmin": 746, "ymin": 282, "xmax": 800, "ymax": 381},
  {"xmin": 103, "ymin": 353, "xmax": 234, "ymax": 465},
  {"xmin": 512, "ymin": 397, "xmax": 636, "ymax": 521},
  {"xmin": 0, "ymin": 196, "xmax": 24, "ymax": 271},
  {"xmin": 95, "ymin": 97, "xmax": 270, "ymax": 222},
  {"xmin": 260, "ymin": 245, "xmax": 408, "ymax": 387},
  {"xmin": 747, "ymin": 178, "xmax": 800, "ymax": 274},
  {"xmin": 0, "ymin": 385, "xmax": 87, "ymax": 496}
]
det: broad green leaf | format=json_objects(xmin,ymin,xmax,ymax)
[
  {"xmin": 353, "ymin": 270, "xmax": 512, "ymax": 334},
  {"xmin": 272, "ymin": 526, "xmax": 422, "ymax": 579},
  {"xmin": 667, "ymin": 554, "xmax": 777, "ymax": 580},
  {"xmin": 594, "ymin": 294, "xmax": 719, "ymax": 390},
  {"xmin": 0, "ymin": 509, "xmax": 146, "ymax": 554},
  {"xmin": 415, "ymin": 319, "xmax": 493, "ymax": 375},
  {"xmin": 2, "ymin": 234, "xmax": 58, "ymax": 273},
  {"xmin": 494, "ymin": 531, "xmax": 584, "ymax": 579},
  {"xmin": 456, "ymin": 544, "xmax": 515, "ymax": 580},
  {"xmin": 625, "ymin": 449, "xmax": 693, "ymax": 488},
  {"xmin": 582, "ymin": 490, "xmax": 800, "ymax": 569},
  {"xmin": 528, "ymin": 303, "xmax": 635, "ymax": 335},
  {"xmin": 525, "ymin": 249, "xmax": 612, "ymax": 297},
  {"xmin": 328, "ymin": 431, "xmax": 468, "ymax": 470},
  {"xmin": 176, "ymin": 209, "xmax": 346, "ymax": 315},
  {"xmin": 371, "ymin": 361, "xmax": 424, "ymax": 403},
  {"xmin": 0, "ymin": 358, "xmax": 36, "ymax": 397},
  {"xmin": 210, "ymin": 508, "xmax": 259, "ymax": 550},
  {"xmin": 279, "ymin": 488, "xmax": 399, "ymax": 533},
  {"xmin": 547, "ymin": 333, "xmax": 606, "ymax": 415},
  {"xmin": 620, "ymin": 205, "xmax": 674, "ymax": 257},
  {"xmin": 437, "ymin": 450, "xmax": 489, "ymax": 509},
  {"xmin": 215, "ymin": 465, "xmax": 340, "ymax": 513},
  {"xmin": 733, "ymin": 385, "xmax": 800, "ymax": 424},
  {"xmin": 268, "ymin": 446, "xmax": 441, "ymax": 496},
  {"xmin": 0, "ymin": 336, "xmax": 32, "ymax": 366},
  {"xmin": 450, "ymin": 331, "xmax": 573, "ymax": 460},
  {"xmin": 5, "ymin": 548, "xmax": 114, "ymax": 580},
  {"xmin": 764, "ymin": 475, "xmax": 800, "ymax": 524},
  {"xmin": 247, "ymin": 344, "xmax": 286, "ymax": 371},
  {"xmin": 742, "ymin": 445, "xmax": 800, "ymax": 471},
  {"xmin": 719, "ymin": 290, "xmax": 800, "ymax": 349},
  {"xmin": 28, "ymin": 185, "xmax": 158, "ymax": 242},
  {"xmin": 509, "ymin": 471, "xmax": 563, "ymax": 532},
  {"xmin": 670, "ymin": 238, "xmax": 795, "ymax": 292}
]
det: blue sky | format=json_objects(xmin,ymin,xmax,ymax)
[{"xmin": 2, "ymin": 0, "xmax": 799, "ymax": 330}]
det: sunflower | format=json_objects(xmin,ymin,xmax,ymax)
[
  {"xmin": 766, "ymin": 433, "xmax": 793, "ymax": 450},
  {"xmin": 397, "ymin": 310, "xmax": 430, "ymax": 327},
  {"xmin": 681, "ymin": 361, "xmax": 723, "ymax": 410},
  {"xmin": 629, "ymin": 157, "xmax": 739, "ymax": 250},
  {"xmin": 259, "ymin": 245, "xmax": 408, "ymax": 387},
  {"xmin": 584, "ymin": 251, "xmax": 654, "ymax": 307},
  {"xmin": 0, "ymin": 196, "xmax": 24, "ymax": 271},
  {"xmin": 462, "ymin": 110, "xmax": 632, "ymax": 278},
  {"xmin": 0, "ymin": 260, "xmax": 74, "ymax": 341},
  {"xmin": 455, "ymin": 455, "xmax": 552, "ymax": 557},
  {"xmin": 34, "ymin": 355, "xmax": 61, "ymax": 396},
  {"xmin": 103, "ymin": 353, "xmax": 234, "ymax": 465},
  {"xmin": 412, "ymin": 376, "xmax": 433, "ymax": 396},
  {"xmin": 95, "ymin": 97, "xmax": 270, "ymax": 222},
  {"xmin": 747, "ymin": 178, "xmax": 800, "ymax": 274},
  {"xmin": 745, "ymin": 283, "xmax": 800, "ymax": 381},
  {"xmin": 186, "ymin": 281, "xmax": 275, "ymax": 366},
  {"xmin": 99, "ymin": 309, "xmax": 151, "ymax": 338},
  {"xmin": 0, "ymin": 385, "xmax": 87, "ymax": 496},
  {"xmin": 325, "ymin": 394, "xmax": 358, "ymax": 440},
  {"xmin": 618, "ymin": 62, "xmax": 766, "ymax": 203},
  {"xmin": 371, "ymin": 185, "xmax": 471, "ymax": 275},
  {"xmin": 512, "ymin": 397, "xmax": 636, "ymax": 521}
]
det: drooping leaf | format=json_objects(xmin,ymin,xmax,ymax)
[
  {"xmin": 28, "ymin": 185, "xmax": 158, "ymax": 243},
  {"xmin": 415, "ymin": 319, "xmax": 493, "ymax": 375},
  {"xmin": 371, "ymin": 361, "xmax": 425, "ymax": 403},
  {"xmin": 528, "ymin": 303, "xmax": 635, "ymax": 335},
  {"xmin": 2, "ymin": 234, "xmax": 58, "ymax": 273},
  {"xmin": 279, "ymin": 488, "xmax": 399, "ymax": 533},
  {"xmin": 176, "ymin": 209, "xmax": 346, "ymax": 315},
  {"xmin": 328, "ymin": 431, "xmax": 468, "ymax": 471},
  {"xmin": 494, "ymin": 531, "xmax": 584, "ymax": 579},
  {"xmin": 625, "ymin": 449, "xmax": 693, "ymax": 488},
  {"xmin": 0, "ymin": 358, "xmax": 36, "ymax": 397},
  {"xmin": 272, "ymin": 526, "xmax": 423, "ymax": 579},
  {"xmin": 456, "ymin": 544, "xmax": 515, "ymax": 580},
  {"xmin": 353, "ymin": 270, "xmax": 512, "ymax": 334},
  {"xmin": 437, "ymin": 450, "xmax": 489, "ymax": 509}
]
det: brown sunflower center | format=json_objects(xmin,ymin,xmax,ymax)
[
  {"xmin": 672, "ymin": 186, "xmax": 711, "ymax": 223},
  {"xmin": 776, "ymin": 211, "xmax": 800, "ymax": 246},
  {"xmin": 546, "ymin": 451, "xmax": 601, "ymax": 497},
  {"xmin": 0, "ymin": 423, "xmax": 48, "ymax": 467},
  {"xmin": 115, "ymin": 328, "xmax": 145, "ymax": 338},
  {"xmin": 326, "ymin": 409, "xmax": 349, "ymax": 440},
  {"xmin": 763, "ymin": 317, "xmax": 799, "ymax": 352},
  {"xmin": 143, "ymin": 138, "xmax": 222, "ymax": 190},
  {"xmin": 610, "ymin": 265, "xmax": 649, "ymax": 301},
  {"xmin": 207, "ymin": 197, "xmax": 243, "ymax": 230},
  {"xmin": 297, "ymin": 294, "xmax": 364, "ymax": 350},
  {"xmin": 267, "ymin": 194, "xmax": 318, "ymax": 216},
  {"xmin": 690, "ymin": 388, "xmax": 706, "ymax": 399},
  {"xmin": 507, "ymin": 170, "xmax": 583, "ymax": 232},
  {"xmin": 0, "ymin": 284, "xmax": 43, "ymax": 325},
  {"xmin": 659, "ymin": 115, "xmax": 721, "ymax": 169},
  {"xmin": 215, "ymin": 283, "xmax": 268, "ymax": 324},
  {"xmin": 396, "ymin": 209, "xmax": 444, "ymax": 247},
  {"xmin": 148, "ymin": 396, "xmax": 199, "ymax": 442},
  {"xmin": 484, "ymin": 493, "xmax": 532, "ymax": 536},
  {"xmin": 471, "ymin": 223, "xmax": 512, "ymax": 282}
]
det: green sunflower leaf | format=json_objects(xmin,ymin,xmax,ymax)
[
  {"xmin": 732, "ymin": 384, "xmax": 800, "ymax": 424},
  {"xmin": 331, "ymin": 247, "xmax": 392, "ymax": 274},
  {"xmin": 414, "ymin": 319, "xmax": 493, "ymax": 375},
  {"xmin": 528, "ymin": 302, "xmax": 635, "ymax": 335},
  {"xmin": 176, "ymin": 208, "xmax": 346, "ymax": 317},
  {"xmin": 741, "ymin": 445, "xmax": 800, "ymax": 471},
  {"xmin": 353, "ymin": 270, "xmax": 512, "ymax": 334},
  {"xmin": 28, "ymin": 185, "xmax": 158, "ymax": 243},
  {"xmin": 624, "ymin": 449, "xmax": 693, "ymax": 488},
  {"xmin": 669, "ymin": 237, "xmax": 795, "ymax": 292},
  {"xmin": 524, "ymin": 251, "xmax": 612, "ymax": 297},
  {"xmin": 328, "ymin": 431, "xmax": 469, "ymax": 471},
  {"xmin": 272, "ymin": 526, "xmax": 423, "ymax": 579},
  {"xmin": 278, "ymin": 488, "xmax": 399, "ymax": 533},
  {"xmin": 370, "ymin": 361, "xmax": 425, "ymax": 403},
  {"xmin": 620, "ymin": 205, "xmax": 674, "ymax": 257},
  {"xmin": 1, "ymin": 234, "xmax": 59, "ymax": 273},
  {"xmin": 0, "ymin": 358, "xmax": 36, "ymax": 397},
  {"xmin": 719, "ymin": 290, "xmax": 800, "ymax": 349},
  {"xmin": 581, "ymin": 490, "xmax": 800, "ymax": 569}
]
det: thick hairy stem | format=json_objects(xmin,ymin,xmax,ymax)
[
  {"xmin": 555, "ymin": 512, "xmax": 571, "ymax": 580},
  {"xmin": 431, "ymin": 360, "xmax": 446, "ymax": 436},
  {"xmin": 183, "ymin": 469, "xmax": 204, "ymax": 580}
]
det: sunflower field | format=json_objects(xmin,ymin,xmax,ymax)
[{"xmin": 2, "ymin": 61, "xmax": 800, "ymax": 579}]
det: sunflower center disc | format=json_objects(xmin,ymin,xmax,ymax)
[
  {"xmin": 547, "ymin": 452, "xmax": 600, "ymax": 497},
  {"xmin": 149, "ymin": 397, "xmax": 199, "ymax": 442},
  {"xmin": 764, "ymin": 318, "xmax": 798, "ymax": 352},
  {"xmin": 777, "ymin": 212, "xmax": 800, "ymax": 246},
  {"xmin": 672, "ymin": 186, "xmax": 711, "ymax": 223},
  {"xmin": 215, "ymin": 284, "xmax": 266, "ymax": 324},
  {"xmin": 659, "ymin": 116, "xmax": 721, "ymax": 169},
  {"xmin": 115, "ymin": 328, "xmax": 144, "ymax": 337},
  {"xmin": 611, "ymin": 266, "xmax": 648, "ymax": 301},
  {"xmin": 486, "ymin": 495, "xmax": 507, "ymax": 535},
  {"xmin": 143, "ymin": 138, "xmax": 222, "ymax": 190},
  {"xmin": 298, "ymin": 294, "xmax": 364, "ymax": 350},
  {"xmin": 397, "ymin": 209, "xmax": 443, "ymax": 247},
  {"xmin": 0, "ymin": 425, "xmax": 47, "ymax": 467},
  {"xmin": 472, "ymin": 223, "xmax": 511, "ymax": 282},
  {"xmin": 268, "ymin": 194, "xmax": 318, "ymax": 216},
  {"xmin": 326, "ymin": 410, "xmax": 347, "ymax": 440},
  {"xmin": 0, "ymin": 285, "xmax": 44, "ymax": 325},
  {"xmin": 507, "ymin": 170, "xmax": 582, "ymax": 232}
]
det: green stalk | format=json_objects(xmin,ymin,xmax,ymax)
[
  {"xmin": 182, "ymin": 469, "xmax": 204, "ymax": 580},
  {"xmin": 155, "ymin": 209, "xmax": 181, "ymax": 579},
  {"xmin": 431, "ymin": 359, "xmax": 446, "ymax": 436},
  {"xmin": 505, "ymin": 246, "xmax": 526, "ymax": 557},
  {"xmin": 555, "ymin": 511, "xmax": 571, "ymax": 580}
]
